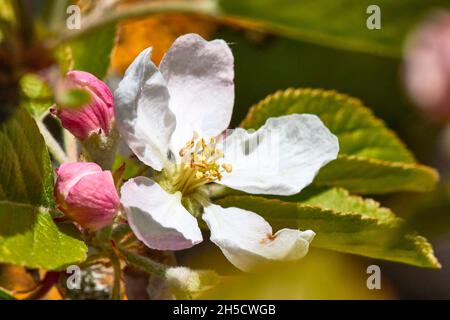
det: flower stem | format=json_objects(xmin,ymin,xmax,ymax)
[
  {"xmin": 111, "ymin": 223, "xmax": 133, "ymax": 244},
  {"xmin": 117, "ymin": 247, "xmax": 167, "ymax": 278},
  {"xmin": 63, "ymin": 129, "xmax": 78, "ymax": 162},
  {"xmin": 36, "ymin": 120, "xmax": 68, "ymax": 164},
  {"xmin": 109, "ymin": 253, "xmax": 122, "ymax": 300}
]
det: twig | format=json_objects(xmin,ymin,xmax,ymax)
[{"xmin": 49, "ymin": 0, "xmax": 219, "ymax": 47}]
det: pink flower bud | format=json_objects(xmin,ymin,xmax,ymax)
[
  {"xmin": 404, "ymin": 11, "xmax": 450, "ymax": 121},
  {"xmin": 52, "ymin": 71, "xmax": 114, "ymax": 140},
  {"xmin": 55, "ymin": 162, "xmax": 120, "ymax": 230}
]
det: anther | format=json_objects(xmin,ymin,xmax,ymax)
[
  {"xmin": 179, "ymin": 147, "xmax": 188, "ymax": 157},
  {"xmin": 195, "ymin": 171, "xmax": 204, "ymax": 179},
  {"xmin": 222, "ymin": 163, "xmax": 232, "ymax": 173}
]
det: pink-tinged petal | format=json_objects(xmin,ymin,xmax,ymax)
[
  {"xmin": 114, "ymin": 48, "xmax": 175, "ymax": 171},
  {"xmin": 160, "ymin": 34, "xmax": 234, "ymax": 153},
  {"xmin": 54, "ymin": 162, "xmax": 119, "ymax": 230},
  {"xmin": 55, "ymin": 162, "xmax": 102, "ymax": 199},
  {"xmin": 203, "ymin": 204, "xmax": 314, "ymax": 272},
  {"xmin": 54, "ymin": 71, "xmax": 114, "ymax": 140},
  {"xmin": 64, "ymin": 171, "xmax": 120, "ymax": 230},
  {"xmin": 120, "ymin": 177, "xmax": 202, "ymax": 251},
  {"xmin": 66, "ymin": 71, "xmax": 113, "ymax": 109}
]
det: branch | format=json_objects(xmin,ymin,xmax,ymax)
[{"xmin": 51, "ymin": 0, "xmax": 219, "ymax": 47}]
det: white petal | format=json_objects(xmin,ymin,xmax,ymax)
[
  {"xmin": 203, "ymin": 204, "xmax": 314, "ymax": 272},
  {"xmin": 120, "ymin": 177, "xmax": 202, "ymax": 250},
  {"xmin": 114, "ymin": 48, "xmax": 176, "ymax": 171},
  {"xmin": 160, "ymin": 34, "xmax": 234, "ymax": 153},
  {"xmin": 218, "ymin": 114, "xmax": 339, "ymax": 195}
]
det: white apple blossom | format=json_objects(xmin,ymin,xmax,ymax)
[{"xmin": 114, "ymin": 34, "xmax": 339, "ymax": 272}]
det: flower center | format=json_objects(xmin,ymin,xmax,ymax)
[{"xmin": 163, "ymin": 131, "xmax": 232, "ymax": 196}]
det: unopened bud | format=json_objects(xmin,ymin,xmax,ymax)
[
  {"xmin": 54, "ymin": 162, "xmax": 119, "ymax": 230},
  {"xmin": 52, "ymin": 71, "xmax": 114, "ymax": 140}
]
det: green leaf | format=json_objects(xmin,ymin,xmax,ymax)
[
  {"xmin": 0, "ymin": 108, "xmax": 54, "ymax": 207},
  {"xmin": 216, "ymin": 190, "xmax": 440, "ymax": 268},
  {"xmin": 0, "ymin": 108, "xmax": 87, "ymax": 269},
  {"xmin": 241, "ymin": 88, "xmax": 438, "ymax": 193},
  {"xmin": 19, "ymin": 73, "xmax": 53, "ymax": 119},
  {"xmin": 0, "ymin": 201, "xmax": 87, "ymax": 270},
  {"xmin": 0, "ymin": 286, "xmax": 15, "ymax": 300},
  {"xmin": 112, "ymin": 153, "xmax": 147, "ymax": 182},
  {"xmin": 68, "ymin": 23, "xmax": 116, "ymax": 79},
  {"xmin": 315, "ymin": 155, "xmax": 438, "ymax": 194},
  {"xmin": 218, "ymin": 0, "xmax": 450, "ymax": 57},
  {"xmin": 242, "ymin": 89, "xmax": 412, "ymax": 162},
  {"xmin": 286, "ymin": 186, "xmax": 396, "ymax": 222}
]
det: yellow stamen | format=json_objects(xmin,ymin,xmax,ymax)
[
  {"xmin": 195, "ymin": 171, "xmax": 204, "ymax": 179},
  {"xmin": 222, "ymin": 163, "xmax": 232, "ymax": 173},
  {"xmin": 170, "ymin": 131, "xmax": 233, "ymax": 195}
]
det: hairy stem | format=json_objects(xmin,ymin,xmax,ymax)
[
  {"xmin": 63, "ymin": 129, "xmax": 78, "ymax": 162},
  {"xmin": 117, "ymin": 247, "xmax": 166, "ymax": 278},
  {"xmin": 109, "ymin": 253, "xmax": 122, "ymax": 300},
  {"xmin": 36, "ymin": 120, "xmax": 68, "ymax": 164},
  {"xmin": 111, "ymin": 223, "xmax": 133, "ymax": 245}
]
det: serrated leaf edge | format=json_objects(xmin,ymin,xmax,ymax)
[
  {"xmin": 0, "ymin": 200, "xmax": 87, "ymax": 270},
  {"xmin": 305, "ymin": 187, "xmax": 398, "ymax": 223},
  {"xmin": 319, "ymin": 154, "xmax": 439, "ymax": 190},
  {"xmin": 217, "ymin": 195, "xmax": 401, "ymax": 227},
  {"xmin": 240, "ymin": 88, "xmax": 416, "ymax": 162},
  {"xmin": 216, "ymin": 195, "xmax": 441, "ymax": 268}
]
